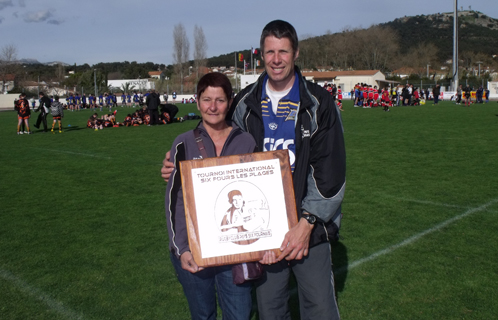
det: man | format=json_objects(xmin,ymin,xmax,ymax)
[
  {"xmin": 433, "ymin": 85, "xmax": 441, "ymax": 105},
  {"xmin": 162, "ymin": 20, "xmax": 345, "ymax": 320},
  {"xmin": 146, "ymin": 89, "xmax": 160, "ymax": 125},
  {"xmin": 34, "ymin": 92, "xmax": 51, "ymax": 132},
  {"xmin": 230, "ymin": 20, "xmax": 345, "ymax": 319}
]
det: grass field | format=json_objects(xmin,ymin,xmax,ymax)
[{"xmin": 1, "ymin": 100, "xmax": 497, "ymax": 320}]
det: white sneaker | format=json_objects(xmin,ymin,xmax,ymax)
[{"xmin": 18, "ymin": 131, "xmax": 23, "ymax": 135}]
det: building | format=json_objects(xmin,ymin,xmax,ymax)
[
  {"xmin": 0, "ymin": 74, "xmax": 15, "ymax": 93},
  {"xmin": 301, "ymin": 70, "xmax": 390, "ymax": 93}
]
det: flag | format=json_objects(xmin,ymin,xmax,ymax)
[
  {"xmin": 256, "ymin": 60, "xmax": 261, "ymax": 66},
  {"xmin": 253, "ymin": 48, "xmax": 258, "ymax": 55},
  {"xmin": 238, "ymin": 53, "xmax": 243, "ymax": 61},
  {"xmin": 244, "ymin": 61, "xmax": 249, "ymax": 70}
]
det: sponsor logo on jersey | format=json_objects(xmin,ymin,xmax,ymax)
[{"xmin": 264, "ymin": 138, "xmax": 295, "ymax": 166}]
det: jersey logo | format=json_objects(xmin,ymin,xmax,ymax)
[
  {"xmin": 285, "ymin": 110, "xmax": 297, "ymax": 122},
  {"xmin": 268, "ymin": 122, "xmax": 278, "ymax": 130}
]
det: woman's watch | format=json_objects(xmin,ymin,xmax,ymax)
[{"xmin": 302, "ymin": 213, "xmax": 317, "ymax": 225}]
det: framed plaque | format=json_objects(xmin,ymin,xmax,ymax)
[{"xmin": 179, "ymin": 149, "xmax": 298, "ymax": 267}]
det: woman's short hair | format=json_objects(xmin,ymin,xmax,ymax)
[{"xmin": 196, "ymin": 73, "xmax": 233, "ymax": 101}]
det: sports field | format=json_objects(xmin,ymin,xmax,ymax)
[{"xmin": 1, "ymin": 101, "xmax": 497, "ymax": 319}]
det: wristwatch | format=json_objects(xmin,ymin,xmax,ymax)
[{"xmin": 302, "ymin": 213, "xmax": 317, "ymax": 225}]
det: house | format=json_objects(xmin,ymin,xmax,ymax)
[
  {"xmin": 301, "ymin": 70, "xmax": 389, "ymax": 93},
  {"xmin": 0, "ymin": 74, "xmax": 15, "ymax": 93},
  {"xmin": 148, "ymin": 71, "xmax": 169, "ymax": 80}
]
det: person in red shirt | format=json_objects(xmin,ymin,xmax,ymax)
[
  {"xmin": 337, "ymin": 86, "xmax": 343, "ymax": 111},
  {"xmin": 362, "ymin": 84, "xmax": 368, "ymax": 107},
  {"xmin": 381, "ymin": 87, "xmax": 392, "ymax": 112},
  {"xmin": 412, "ymin": 88, "xmax": 420, "ymax": 106},
  {"xmin": 373, "ymin": 86, "xmax": 379, "ymax": 102}
]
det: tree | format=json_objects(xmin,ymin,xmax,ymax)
[
  {"xmin": 172, "ymin": 23, "xmax": 190, "ymax": 92},
  {"xmin": 0, "ymin": 44, "xmax": 19, "ymax": 93},
  {"xmin": 193, "ymin": 25, "xmax": 208, "ymax": 81}
]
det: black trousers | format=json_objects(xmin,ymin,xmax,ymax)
[
  {"xmin": 149, "ymin": 109, "xmax": 159, "ymax": 125},
  {"xmin": 36, "ymin": 112, "xmax": 48, "ymax": 131}
]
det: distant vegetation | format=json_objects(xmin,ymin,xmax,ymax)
[{"xmin": 5, "ymin": 10, "xmax": 498, "ymax": 95}]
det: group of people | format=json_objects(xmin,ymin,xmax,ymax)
[
  {"xmin": 162, "ymin": 20, "xmax": 345, "ymax": 320},
  {"xmin": 351, "ymin": 83, "xmax": 446, "ymax": 109},
  {"xmin": 455, "ymin": 85, "xmax": 490, "ymax": 106},
  {"xmin": 15, "ymin": 92, "xmax": 64, "ymax": 134},
  {"xmin": 86, "ymin": 104, "xmax": 184, "ymax": 130},
  {"xmin": 352, "ymin": 83, "xmax": 397, "ymax": 109},
  {"xmin": 323, "ymin": 83, "xmax": 344, "ymax": 111}
]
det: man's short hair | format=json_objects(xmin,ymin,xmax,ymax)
[
  {"xmin": 260, "ymin": 20, "xmax": 298, "ymax": 55},
  {"xmin": 39, "ymin": 92, "xmax": 45, "ymax": 96}
]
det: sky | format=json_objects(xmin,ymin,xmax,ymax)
[{"xmin": 1, "ymin": 0, "xmax": 497, "ymax": 66}]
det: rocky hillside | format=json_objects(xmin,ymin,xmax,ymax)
[{"xmin": 381, "ymin": 10, "xmax": 498, "ymax": 60}]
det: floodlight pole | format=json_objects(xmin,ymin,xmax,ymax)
[
  {"xmin": 452, "ymin": 0, "xmax": 459, "ymax": 91},
  {"xmin": 94, "ymin": 69, "xmax": 97, "ymax": 98}
]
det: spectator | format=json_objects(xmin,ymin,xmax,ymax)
[
  {"xmin": 146, "ymin": 89, "xmax": 161, "ymax": 125},
  {"xmin": 34, "ymin": 92, "xmax": 51, "ymax": 132}
]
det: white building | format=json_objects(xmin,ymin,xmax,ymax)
[{"xmin": 107, "ymin": 79, "xmax": 154, "ymax": 92}]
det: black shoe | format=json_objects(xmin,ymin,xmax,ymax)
[{"xmin": 34, "ymin": 125, "xmax": 39, "ymax": 129}]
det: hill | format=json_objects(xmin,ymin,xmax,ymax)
[{"xmin": 380, "ymin": 10, "xmax": 498, "ymax": 61}]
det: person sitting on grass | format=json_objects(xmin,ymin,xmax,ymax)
[
  {"xmin": 123, "ymin": 114, "xmax": 133, "ymax": 127},
  {"xmin": 50, "ymin": 96, "xmax": 64, "ymax": 133}
]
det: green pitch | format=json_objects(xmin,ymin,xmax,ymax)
[{"xmin": 1, "ymin": 101, "xmax": 497, "ymax": 319}]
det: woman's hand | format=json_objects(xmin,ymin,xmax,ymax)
[
  {"xmin": 180, "ymin": 252, "xmax": 204, "ymax": 273},
  {"xmin": 259, "ymin": 250, "xmax": 277, "ymax": 265}
]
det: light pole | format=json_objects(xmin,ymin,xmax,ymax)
[
  {"xmin": 427, "ymin": 64, "xmax": 430, "ymax": 78},
  {"xmin": 476, "ymin": 61, "xmax": 483, "ymax": 77},
  {"xmin": 94, "ymin": 69, "xmax": 97, "ymax": 98}
]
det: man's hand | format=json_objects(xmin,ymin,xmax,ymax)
[
  {"xmin": 277, "ymin": 217, "xmax": 314, "ymax": 261},
  {"xmin": 161, "ymin": 150, "xmax": 174, "ymax": 182},
  {"xmin": 180, "ymin": 251, "xmax": 204, "ymax": 273}
]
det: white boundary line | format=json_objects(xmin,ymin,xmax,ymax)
[
  {"xmin": 0, "ymin": 268, "xmax": 84, "ymax": 319},
  {"xmin": 31, "ymin": 147, "xmax": 111, "ymax": 160},
  {"xmin": 335, "ymin": 197, "xmax": 498, "ymax": 275}
]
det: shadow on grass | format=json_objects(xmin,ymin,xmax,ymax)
[{"xmin": 64, "ymin": 125, "xmax": 86, "ymax": 131}]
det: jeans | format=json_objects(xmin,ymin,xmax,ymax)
[{"xmin": 170, "ymin": 253, "xmax": 252, "ymax": 320}]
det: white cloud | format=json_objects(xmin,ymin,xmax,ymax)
[
  {"xmin": 0, "ymin": 0, "xmax": 13, "ymax": 11},
  {"xmin": 23, "ymin": 10, "xmax": 52, "ymax": 23}
]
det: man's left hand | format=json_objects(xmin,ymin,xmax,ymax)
[{"xmin": 277, "ymin": 217, "xmax": 314, "ymax": 261}]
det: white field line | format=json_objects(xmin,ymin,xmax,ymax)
[
  {"xmin": 0, "ymin": 268, "xmax": 84, "ymax": 320},
  {"xmin": 334, "ymin": 197, "xmax": 498, "ymax": 275},
  {"xmin": 31, "ymin": 147, "xmax": 111, "ymax": 160},
  {"xmin": 30, "ymin": 147, "xmax": 164, "ymax": 166}
]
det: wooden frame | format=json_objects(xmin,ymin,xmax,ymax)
[{"xmin": 180, "ymin": 149, "xmax": 298, "ymax": 267}]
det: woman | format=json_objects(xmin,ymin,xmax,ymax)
[{"xmin": 165, "ymin": 73, "xmax": 256, "ymax": 320}]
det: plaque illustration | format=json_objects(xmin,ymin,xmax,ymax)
[{"xmin": 215, "ymin": 181, "xmax": 271, "ymax": 245}]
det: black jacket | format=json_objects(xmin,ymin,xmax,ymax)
[
  {"xmin": 146, "ymin": 92, "xmax": 161, "ymax": 110},
  {"xmin": 230, "ymin": 66, "xmax": 346, "ymax": 245}
]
